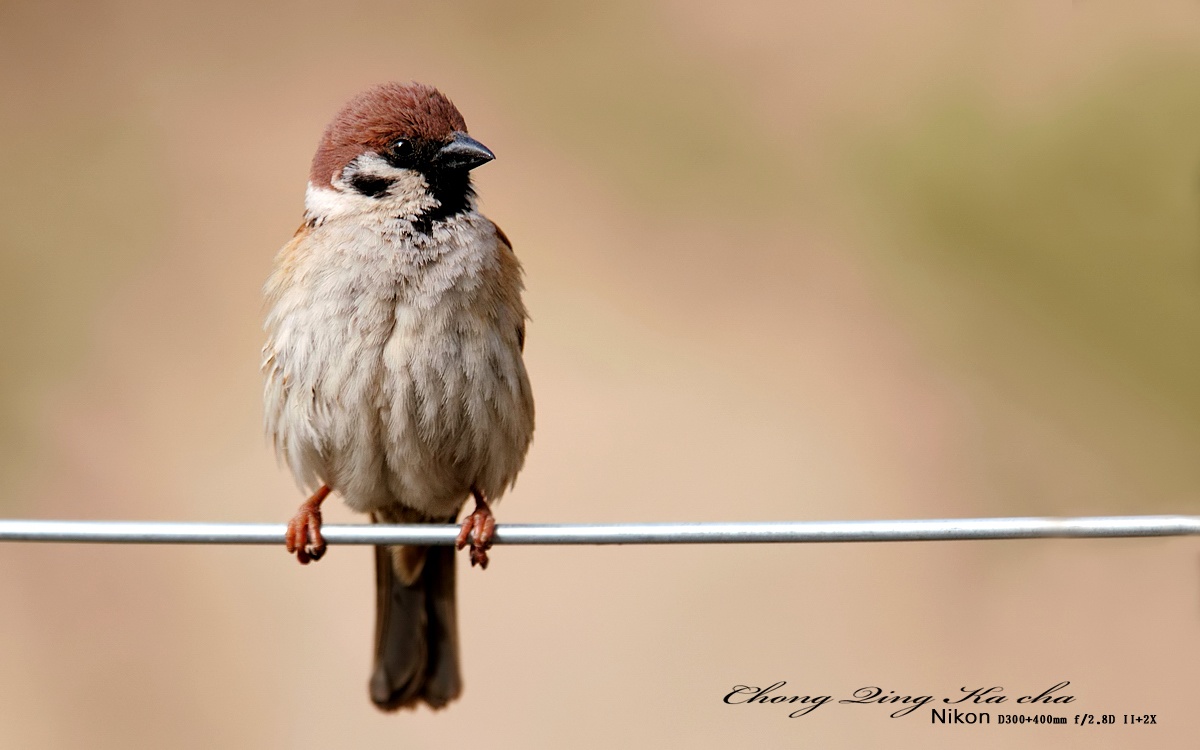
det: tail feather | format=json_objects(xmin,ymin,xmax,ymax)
[{"xmin": 369, "ymin": 515, "xmax": 462, "ymax": 711}]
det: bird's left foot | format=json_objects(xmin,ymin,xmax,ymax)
[
  {"xmin": 456, "ymin": 490, "xmax": 496, "ymax": 569},
  {"xmin": 286, "ymin": 485, "xmax": 331, "ymax": 565}
]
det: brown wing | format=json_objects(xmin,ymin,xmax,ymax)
[
  {"xmin": 493, "ymin": 222, "xmax": 526, "ymax": 353},
  {"xmin": 264, "ymin": 220, "xmax": 315, "ymax": 309}
]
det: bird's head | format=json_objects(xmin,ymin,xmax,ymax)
[{"xmin": 305, "ymin": 82, "xmax": 494, "ymax": 229}]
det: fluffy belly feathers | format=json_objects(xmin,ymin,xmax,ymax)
[{"xmin": 263, "ymin": 218, "xmax": 533, "ymax": 519}]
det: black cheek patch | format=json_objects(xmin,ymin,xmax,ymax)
[{"xmin": 349, "ymin": 174, "xmax": 395, "ymax": 198}]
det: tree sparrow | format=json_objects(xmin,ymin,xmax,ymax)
[{"xmin": 262, "ymin": 82, "xmax": 535, "ymax": 710}]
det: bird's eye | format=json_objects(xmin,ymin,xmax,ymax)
[{"xmin": 389, "ymin": 139, "xmax": 413, "ymax": 158}]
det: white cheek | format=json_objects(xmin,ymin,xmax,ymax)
[
  {"xmin": 378, "ymin": 171, "xmax": 432, "ymax": 210},
  {"xmin": 304, "ymin": 155, "xmax": 433, "ymax": 222},
  {"xmin": 304, "ymin": 182, "xmax": 358, "ymax": 218}
]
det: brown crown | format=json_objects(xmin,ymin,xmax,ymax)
[{"xmin": 308, "ymin": 82, "xmax": 469, "ymax": 186}]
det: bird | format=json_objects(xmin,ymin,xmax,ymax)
[{"xmin": 261, "ymin": 82, "xmax": 535, "ymax": 710}]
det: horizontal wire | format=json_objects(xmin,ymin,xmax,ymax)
[{"xmin": 0, "ymin": 516, "xmax": 1197, "ymax": 546}]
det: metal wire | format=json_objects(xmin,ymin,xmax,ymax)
[{"xmin": 0, "ymin": 515, "xmax": 1197, "ymax": 546}]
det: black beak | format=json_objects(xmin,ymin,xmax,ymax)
[{"xmin": 434, "ymin": 131, "xmax": 495, "ymax": 171}]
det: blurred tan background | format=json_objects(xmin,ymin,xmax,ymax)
[{"xmin": 1, "ymin": 1, "xmax": 1199, "ymax": 747}]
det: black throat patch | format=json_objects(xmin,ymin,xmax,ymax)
[{"xmin": 411, "ymin": 170, "xmax": 475, "ymax": 235}]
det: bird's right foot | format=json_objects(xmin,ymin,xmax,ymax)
[{"xmin": 456, "ymin": 489, "xmax": 496, "ymax": 569}]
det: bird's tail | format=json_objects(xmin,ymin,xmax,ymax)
[{"xmin": 369, "ymin": 510, "xmax": 462, "ymax": 710}]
